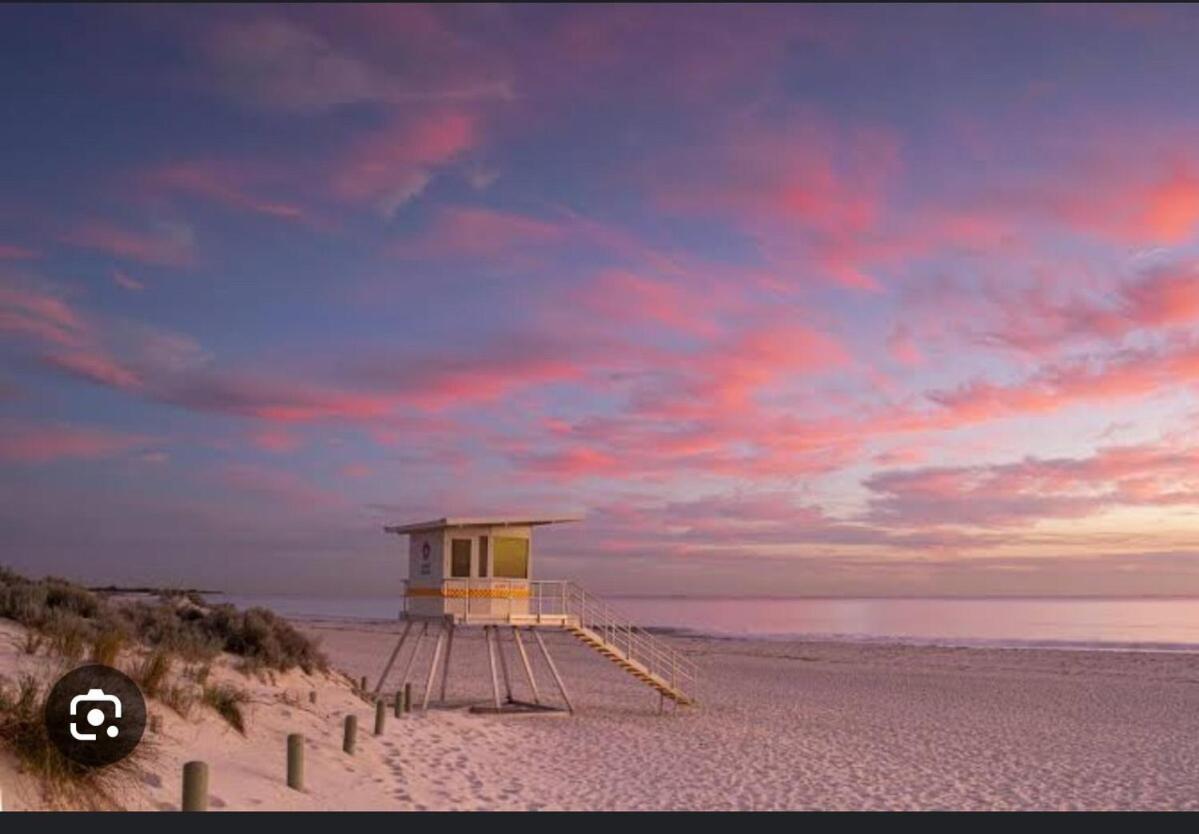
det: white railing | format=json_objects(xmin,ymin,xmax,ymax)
[
  {"xmin": 401, "ymin": 578, "xmax": 697, "ymax": 696},
  {"xmin": 543, "ymin": 580, "xmax": 699, "ymax": 697}
]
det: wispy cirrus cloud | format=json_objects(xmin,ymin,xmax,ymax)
[
  {"xmin": 0, "ymin": 421, "xmax": 155, "ymax": 464},
  {"xmin": 652, "ymin": 114, "xmax": 901, "ymax": 290},
  {"xmin": 865, "ymin": 439, "xmax": 1199, "ymax": 528},
  {"xmin": 61, "ymin": 219, "xmax": 197, "ymax": 268},
  {"xmin": 331, "ymin": 111, "xmax": 477, "ymax": 217},
  {"xmin": 0, "ymin": 244, "xmax": 38, "ymax": 261},
  {"xmin": 111, "ymin": 269, "xmax": 144, "ymax": 292},
  {"xmin": 198, "ymin": 14, "xmax": 512, "ymax": 114},
  {"xmin": 138, "ymin": 160, "xmax": 308, "ymax": 223}
]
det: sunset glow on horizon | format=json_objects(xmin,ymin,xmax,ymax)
[{"xmin": 2, "ymin": 4, "xmax": 1199, "ymax": 596}]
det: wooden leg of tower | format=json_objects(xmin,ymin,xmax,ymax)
[
  {"xmin": 438, "ymin": 621, "xmax": 455, "ymax": 703},
  {"xmin": 511, "ymin": 627, "xmax": 541, "ymax": 705},
  {"xmin": 495, "ymin": 626, "xmax": 514, "ymax": 703},
  {"xmin": 485, "ymin": 626, "xmax": 503, "ymax": 710},
  {"xmin": 372, "ymin": 619, "xmax": 413, "ymax": 698},
  {"xmin": 398, "ymin": 621, "xmax": 428, "ymax": 688},
  {"xmin": 422, "ymin": 624, "xmax": 445, "ymax": 711},
  {"xmin": 532, "ymin": 629, "xmax": 574, "ymax": 715}
]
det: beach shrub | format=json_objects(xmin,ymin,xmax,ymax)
[
  {"xmin": 119, "ymin": 600, "xmax": 222, "ymax": 661},
  {"xmin": 22, "ymin": 630, "xmax": 44, "ymax": 655},
  {"xmin": 42, "ymin": 610, "xmax": 89, "ymax": 663},
  {"xmin": 90, "ymin": 628, "xmax": 125, "ymax": 666},
  {"xmin": 159, "ymin": 589, "xmax": 208, "ymax": 607},
  {"xmin": 184, "ymin": 662, "xmax": 211, "ymax": 686},
  {"xmin": 0, "ymin": 567, "xmax": 326, "ymax": 673},
  {"xmin": 132, "ymin": 649, "xmax": 173, "ymax": 698},
  {"xmin": 202, "ymin": 683, "xmax": 249, "ymax": 734},
  {"xmin": 161, "ymin": 682, "xmax": 198, "ymax": 718}
]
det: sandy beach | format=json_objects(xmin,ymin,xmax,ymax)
[
  {"xmin": 299, "ymin": 620, "xmax": 1199, "ymax": 811},
  {"xmin": 3, "ymin": 615, "xmax": 1197, "ymax": 811}
]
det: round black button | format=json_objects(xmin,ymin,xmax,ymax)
[{"xmin": 44, "ymin": 665, "xmax": 147, "ymax": 768}]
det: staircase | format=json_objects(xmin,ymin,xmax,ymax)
[{"xmin": 549, "ymin": 582, "xmax": 698, "ymax": 705}]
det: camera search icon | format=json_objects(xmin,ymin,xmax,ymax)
[{"xmin": 46, "ymin": 665, "xmax": 146, "ymax": 768}]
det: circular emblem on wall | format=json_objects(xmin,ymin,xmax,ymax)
[{"xmin": 421, "ymin": 541, "xmax": 431, "ymax": 560}]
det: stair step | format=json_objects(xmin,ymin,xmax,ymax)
[{"xmin": 571, "ymin": 621, "xmax": 694, "ymax": 706}]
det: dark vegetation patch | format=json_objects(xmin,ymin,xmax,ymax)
[{"xmin": 0, "ymin": 567, "xmax": 326, "ymax": 673}]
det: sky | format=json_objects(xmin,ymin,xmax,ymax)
[{"xmin": 2, "ymin": 4, "xmax": 1199, "ymax": 597}]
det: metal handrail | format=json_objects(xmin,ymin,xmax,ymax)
[{"xmin": 538, "ymin": 580, "xmax": 698, "ymax": 689}]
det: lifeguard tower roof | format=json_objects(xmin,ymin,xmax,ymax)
[{"xmin": 383, "ymin": 515, "xmax": 580, "ymax": 535}]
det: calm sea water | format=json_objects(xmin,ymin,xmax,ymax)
[{"xmin": 211, "ymin": 594, "xmax": 1199, "ymax": 652}]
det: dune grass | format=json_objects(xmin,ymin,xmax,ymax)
[
  {"xmin": 202, "ymin": 683, "xmax": 249, "ymax": 734},
  {"xmin": 0, "ymin": 675, "xmax": 139, "ymax": 808}
]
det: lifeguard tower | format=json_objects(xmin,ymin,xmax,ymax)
[{"xmin": 372, "ymin": 516, "xmax": 697, "ymax": 713}]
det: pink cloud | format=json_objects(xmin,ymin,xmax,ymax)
[
  {"xmin": 40, "ymin": 350, "xmax": 142, "ymax": 391},
  {"xmin": 62, "ymin": 219, "xmax": 196, "ymax": 268},
  {"xmin": 0, "ymin": 283, "xmax": 84, "ymax": 348},
  {"xmin": 162, "ymin": 372, "xmax": 395, "ymax": 423},
  {"xmin": 886, "ymin": 324, "xmax": 923, "ymax": 366},
  {"xmin": 1121, "ymin": 260, "xmax": 1199, "ymax": 327},
  {"xmin": 866, "ymin": 439, "xmax": 1199, "ymax": 527},
  {"xmin": 199, "ymin": 12, "xmax": 511, "ymax": 114},
  {"xmin": 0, "ymin": 244, "xmax": 38, "ymax": 260},
  {"xmin": 924, "ymin": 340, "xmax": 1199, "ymax": 427},
  {"xmin": 391, "ymin": 205, "xmax": 565, "ymax": 261},
  {"xmin": 0, "ymin": 276, "xmax": 188, "ymax": 396},
  {"xmin": 653, "ymin": 117, "xmax": 901, "ymax": 290},
  {"xmin": 519, "ymin": 446, "xmax": 622, "ymax": 478},
  {"xmin": 973, "ymin": 153, "xmax": 1199, "ymax": 248},
  {"xmin": 332, "ymin": 111, "xmax": 476, "ymax": 216},
  {"xmin": 111, "ymin": 269, "xmax": 145, "ymax": 292},
  {"xmin": 0, "ymin": 422, "xmax": 153, "ymax": 463},
  {"xmin": 570, "ymin": 269, "xmax": 725, "ymax": 339},
  {"xmin": 249, "ymin": 429, "xmax": 302, "ymax": 453},
  {"xmin": 140, "ymin": 160, "xmax": 307, "ymax": 222}
]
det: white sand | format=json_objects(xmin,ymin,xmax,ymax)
[
  {"xmin": 305, "ymin": 620, "xmax": 1199, "ymax": 811},
  {"xmin": 3, "ymin": 616, "xmax": 1198, "ymax": 810}
]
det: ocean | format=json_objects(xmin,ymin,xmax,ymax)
[{"xmin": 210, "ymin": 594, "xmax": 1199, "ymax": 652}]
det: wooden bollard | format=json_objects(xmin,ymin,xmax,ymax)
[
  {"xmin": 181, "ymin": 760, "xmax": 208, "ymax": 811},
  {"xmin": 404, "ymin": 682, "xmax": 413, "ymax": 714},
  {"xmin": 287, "ymin": 734, "xmax": 304, "ymax": 791},
  {"xmin": 374, "ymin": 699, "xmax": 386, "ymax": 735},
  {"xmin": 308, "ymin": 690, "xmax": 317, "ymax": 704},
  {"xmin": 343, "ymin": 715, "xmax": 357, "ymax": 754},
  {"xmin": 360, "ymin": 675, "xmax": 368, "ymax": 694},
  {"xmin": 393, "ymin": 690, "xmax": 403, "ymax": 718}
]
